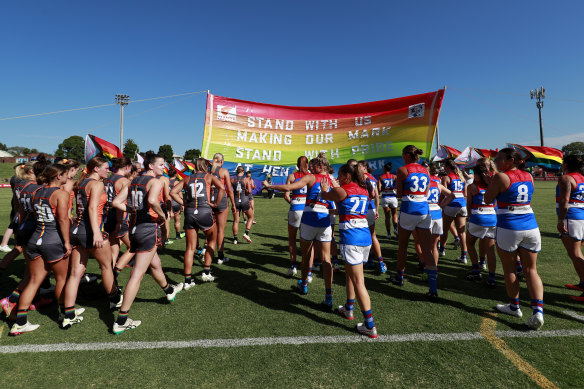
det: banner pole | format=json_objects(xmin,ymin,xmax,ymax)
[{"xmin": 203, "ymin": 91, "xmax": 214, "ymax": 159}]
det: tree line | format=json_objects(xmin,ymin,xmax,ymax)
[{"xmin": 51, "ymin": 135, "xmax": 201, "ymax": 163}]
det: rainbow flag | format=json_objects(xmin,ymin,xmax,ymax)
[
  {"xmin": 454, "ymin": 146, "xmax": 482, "ymax": 168},
  {"xmin": 507, "ymin": 144, "xmax": 563, "ymax": 170},
  {"xmin": 475, "ymin": 148, "xmax": 498, "ymax": 159},
  {"xmin": 136, "ymin": 153, "xmax": 144, "ymax": 168},
  {"xmin": 433, "ymin": 145, "xmax": 461, "ymax": 161},
  {"xmin": 84, "ymin": 134, "xmax": 123, "ymax": 163}
]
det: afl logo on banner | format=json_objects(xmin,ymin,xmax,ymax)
[{"xmin": 217, "ymin": 105, "xmax": 237, "ymax": 122}]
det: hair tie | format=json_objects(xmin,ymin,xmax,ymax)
[
  {"xmin": 20, "ymin": 164, "xmax": 25, "ymax": 169},
  {"xmin": 62, "ymin": 159, "xmax": 68, "ymax": 163},
  {"xmin": 83, "ymin": 167, "xmax": 89, "ymax": 174}
]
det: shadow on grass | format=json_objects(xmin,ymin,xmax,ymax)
[{"xmin": 212, "ymin": 264, "xmax": 350, "ymax": 332}]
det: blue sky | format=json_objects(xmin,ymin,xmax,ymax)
[{"xmin": 1, "ymin": 1, "xmax": 582, "ymax": 156}]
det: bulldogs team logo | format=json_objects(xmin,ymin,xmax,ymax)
[{"xmin": 217, "ymin": 105, "xmax": 237, "ymax": 122}]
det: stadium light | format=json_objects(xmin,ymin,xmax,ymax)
[
  {"xmin": 115, "ymin": 94, "xmax": 130, "ymax": 150},
  {"xmin": 530, "ymin": 87, "xmax": 545, "ymax": 147}
]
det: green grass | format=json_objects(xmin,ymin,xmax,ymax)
[{"xmin": 0, "ymin": 181, "xmax": 583, "ymax": 388}]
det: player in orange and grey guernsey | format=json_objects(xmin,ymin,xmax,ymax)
[
  {"xmin": 232, "ymin": 166, "xmax": 254, "ymax": 244},
  {"xmin": 171, "ymin": 158, "xmax": 225, "ymax": 286},
  {"xmin": 167, "ymin": 169, "xmax": 185, "ymax": 241},
  {"xmin": 63, "ymin": 157, "xmax": 122, "ymax": 329},
  {"xmin": 103, "ymin": 157, "xmax": 133, "ymax": 266},
  {"xmin": 111, "ymin": 152, "xmax": 183, "ymax": 334},
  {"xmin": 210, "ymin": 153, "xmax": 236, "ymax": 264},
  {"xmin": 244, "ymin": 170, "xmax": 256, "ymax": 224},
  {"xmin": 9, "ymin": 164, "xmax": 72, "ymax": 335}
]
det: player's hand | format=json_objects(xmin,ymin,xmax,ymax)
[
  {"xmin": 557, "ymin": 220, "xmax": 568, "ymax": 234},
  {"xmin": 320, "ymin": 178, "xmax": 330, "ymax": 192},
  {"xmin": 93, "ymin": 234, "xmax": 104, "ymax": 249},
  {"xmin": 63, "ymin": 242, "xmax": 72, "ymax": 258},
  {"xmin": 262, "ymin": 180, "xmax": 270, "ymax": 188}
]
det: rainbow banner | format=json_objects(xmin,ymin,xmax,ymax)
[{"xmin": 202, "ymin": 90, "xmax": 445, "ymax": 183}]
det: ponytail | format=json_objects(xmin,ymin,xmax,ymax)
[{"xmin": 338, "ymin": 163, "xmax": 366, "ymax": 189}]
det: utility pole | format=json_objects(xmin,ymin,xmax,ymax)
[
  {"xmin": 530, "ymin": 87, "xmax": 545, "ymax": 147},
  {"xmin": 115, "ymin": 94, "xmax": 130, "ymax": 150}
]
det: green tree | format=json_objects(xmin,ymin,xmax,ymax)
[
  {"xmin": 22, "ymin": 148, "xmax": 31, "ymax": 155},
  {"xmin": 30, "ymin": 148, "xmax": 39, "ymax": 154},
  {"xmin": 0, "ymin": 142, "xmax": 7, "ymax": 151},
  {"xmin": 562, "ymin": 142, "xmax": 584, "ymax": 156},
  {"xmin": 184, "ymin": 148, "xmax": 201, "ymax": 161},
  {"xmin": 55, "ymin": 135, "xmax": 84, "ymax": 161},
  {"xmin": 124, "ymin": 138, "xmax": 139, "ymax": 160},
  {"xmin": 158, "ymin": 144, "xmax": 174, "ymax": 164}
]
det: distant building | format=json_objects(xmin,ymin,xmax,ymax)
[{"xmin": 1, "ymin": 153, "xmax": 55, "ymax": 164}]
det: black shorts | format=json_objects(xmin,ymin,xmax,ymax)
[
  {"xmin": 172, "ymin": 201, "xmax": 181, "ymax": 213},
  {"xmin": 8, "ymin": 211, "xmax": 17, "ymax": 230},
  {"xmin": 15, "ymin": 220, "xmax": 36, "ymax": 247},
  {"xmin": 26, "ymin": 233, "xmax": 67, "ymax": 263},
  {"xmin": 71, "ymin": 223, "xmax": 109, "ymax": 250},
  {"xmin": 103, "ymin": 212, "xmax": 119, "ymax": 235},
  {"xmin": 116, "ymin": 218, "xmax": 129, "ymax": 238},
  {"xmin": 129, "ymin": 222, "xmax": 161, "ymax": 253},
  {"xmin": 212, "ymin": 194, "xmax": 228, "ymax": 213},
  {"xmin": 184, "ymin": 207, "xmax": 215, "ymax": 231},
  {"xmin": 235, "ymin": 196, "xmax": 250, "ymax": 212}
]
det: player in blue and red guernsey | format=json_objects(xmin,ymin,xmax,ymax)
[
  {"xmin": 485, "ymin": 148, "xmax": 543, "ymax": 330},
  {"xmin": 320, "ymin": 163, "xmax": 377, "ymax": 338}
]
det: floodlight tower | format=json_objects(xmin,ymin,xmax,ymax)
[
  {"xmin": 115, "ymin": 94, "xmax": 130, "ymax": 149},
  {"xmin": 530, "ymin": 87, "xmax": 545, "ymax": 147}
]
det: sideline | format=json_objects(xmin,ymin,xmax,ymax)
[
  {"xmin": 480, "ymin": 312, "xmax": 558, "ymax": 389},
  {"xmin": 1, "ymin": 327, "xmax": 583, "ymax": 355}
]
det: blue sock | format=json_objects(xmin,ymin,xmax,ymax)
[
  {"xmin": 472, "ymin": 264, "xmax": 480, "ymax": 275},
  {"xmin": 397, "ymin": 269, "xmax": 404, "ymax": 281},
  {"xmin": 425, "ymin": 269, "xmax": 438, "ymax": 294},
  {"xmin": 378, "ymin": 256, "xmax": 384, "ymax": 263},
  {"xmin": 325, "ymin": 288, "xmax": 333, "ymax": 303},
  {"xmin": 461, "ymin": 251, "xmax": 467, "ymax": 259},
  {"xmin": 516, "ymin": 260, "xmax": 523, "ymax": 273},
  {"xmin": 479, "ymin": 257, "xmax": 486, "ymax": 267},
  {"xmin": 488, "ymin": 272, "xmax": 496, "ymax": 282},
  {"xmin": 509, "ymin": 298, "xmax": 520, "ymax": 311},
  {"xmin": 345, "ymin": 299, "xmax": 355, "ymax": 311},
  {"xmin": 531, "ymin": 299, "xmax": 543, "ymax": 316},
  {"xmin": 332, "ymin": 255, "xmax": 338, "ymax": 266},
  {"xmin": 362, "ymin": 309, "xmax": 375, "ymax": 329},
  {"xmin": 308, "ymin": 267, "xmax": 312, "ymax": 277}
]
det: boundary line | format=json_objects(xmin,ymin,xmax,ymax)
[
  {"xmin": 480, "ymin": 313, "xmax": 558, "ymax": 389},
  {"xmin": 1, "ymin": 327, "xmax": 583, "ymax": 355}
]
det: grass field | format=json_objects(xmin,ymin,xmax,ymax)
[{"xmin": 0, "ymin": 171, "xmax": 583, "ymax": 388}]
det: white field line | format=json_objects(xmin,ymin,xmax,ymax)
[
  {"xmin": 563, "ymin": 310, "xmax": 584, "ymax": 323},
  {"xmin": 1, "ymin": 329, "xmax": 583, "ymax": 354}
]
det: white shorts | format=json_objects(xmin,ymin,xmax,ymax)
[
  {"xmin": 366, "ymin": 209, "xmax": 377, "ymax": 227},
  {"xmin": 399, "ymin": 212, "xmax": 431, "ymax": 231},
  {"xmin": 330, "ymin": 213, "xmax": 337, "ymax": 226},
  {"xmin": 563, "ymin": 219, "xmax": 584, "ymax": 241},
  {"xmin": 300, "ymin": 223, "xmax": 332, "ymax": 242},
  {"xmin": 340, "ymin": 244, "xmax": 371, "ymax": 266},
  {"xmin": 468, "ymin": 222, "xmax": 496, "ymax": 240},
  {"xmin": 430, "ymin": 218, "xmax": 443, "ymax": 236},
  {"xmin": 443, "ymin": 205, "xmax": 468, "ymax": 218},
  {"xmin": 495, "ymin": 227, "xmax": 541, "ymax": 253},
  {"xmin": 381, "ymin": 197, "xmax": 398, "ymax": 209},
  {"xmin": 288, "ymin": 210, "xmax": 303, "ymax": 228}
]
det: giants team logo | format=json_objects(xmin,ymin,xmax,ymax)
[{"xmin": 216, "ymin": 105, "xmax": 237, "ymax": 122}]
